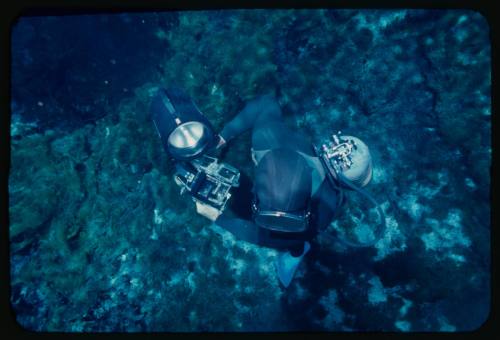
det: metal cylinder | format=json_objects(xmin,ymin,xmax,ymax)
[{"xmin": 339, "ymin": 135, "xmax": 373, "ymax": 187}]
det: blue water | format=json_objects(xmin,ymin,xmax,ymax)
[{"xmin": 9, "ymin": 9, "xmax": 491, "ymax": 332}]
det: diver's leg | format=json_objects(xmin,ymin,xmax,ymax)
[{"xmin": 214, "ymin": 214, "xmax": 307, "ymax": 250}]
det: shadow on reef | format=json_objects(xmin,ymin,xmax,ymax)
[
  {"xmin": 280, "ymin": 242, "xmax": 377, "ymax": 330},
  {"xmin": 11, "ymin": 12, "xmax": 179, "ymax": 132}
]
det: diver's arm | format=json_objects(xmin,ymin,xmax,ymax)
[
  {"xmin": 219, "ymin": 94, "xmax": 282, "ymax": 143},
  {"xmin": 310, "ymin": 179, "xmax": 339, "ymax": 231}
]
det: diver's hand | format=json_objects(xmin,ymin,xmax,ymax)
[
  {"xmin": 215, "ymin": 134, "xmax": 226, "ymax": 149},
  {"xmin": 205, "ymin": 134, "xmax": 226, "ymax": 157},
  {"xmin": 195, "ymin": 201, "xmax": 222, "ymax": 221}
]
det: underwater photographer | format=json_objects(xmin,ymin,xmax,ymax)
[{"xmin": 150, "ymin": 87, "xmax": 385, "ymax": 288}]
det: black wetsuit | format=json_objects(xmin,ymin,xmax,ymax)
[{"xmin": 215, "ymin": 95, "xmax": 339, "ymax": 254}]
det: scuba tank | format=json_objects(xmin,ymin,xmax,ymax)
[{"xmin": 314, "ymin": 132, "xmax": 386, "ymax": 248}]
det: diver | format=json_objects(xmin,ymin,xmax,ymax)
[
  {"xmin": 150, "ymin": 87, "xmax": 382, "ymax": 288},
  {"xmin": 209, "ymin": 94, "xmax": 343, "ymax": 287}
]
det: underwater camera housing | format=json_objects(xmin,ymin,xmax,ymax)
[
  {"xmin": 316, "ymin": 131, "xmax": 373, "ymax": 188},
  {"xmin": 174, "ymin": 155, "xmax": 240, "ymax": 220},
  {"xmin": 150, "ymin": 87, "xmax": 240, "ymax": 219}
]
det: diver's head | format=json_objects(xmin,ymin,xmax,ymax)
[{"xmin": 252, "ymin": 148, "xmax": 312, "ymax": 233}]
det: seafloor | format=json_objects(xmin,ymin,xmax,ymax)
[{"xmin": 9, "ymin": 9, "xmax": 490, "ymax": 331}]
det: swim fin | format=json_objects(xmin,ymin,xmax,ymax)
[{"xmin": 276, "ymin": 241, "xmax": 311, "ymax": 288}]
